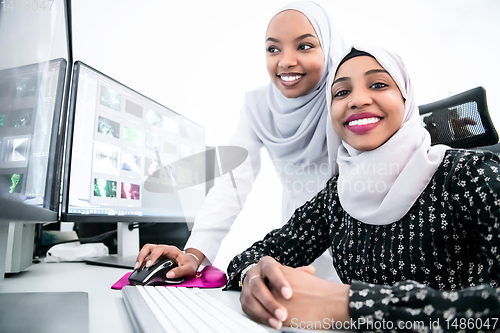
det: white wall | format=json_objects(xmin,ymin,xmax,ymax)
[{"xmin": 72, "ymin": 0, "xmax": 500, "ymax": 270}]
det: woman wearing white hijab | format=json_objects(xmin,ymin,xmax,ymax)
[
  {"xmin": 135, "ymin": 1, "xmax": 349, "ymax": 282},
  {"xmin": 227, "ymin": 46, "xmax": 500, "ymax": 330}
]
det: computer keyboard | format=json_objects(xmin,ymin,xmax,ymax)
[{"xmin": 122, "ymin": 285, "xmax": 272, "ymax": 333}]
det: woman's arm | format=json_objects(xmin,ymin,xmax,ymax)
[
  {"xmin": 226, "ymin": 177, "xmax": 336, "ymax": 289},
  {"xmin": 261, "ymin": 268, "xmax": 500, "ymax": 332},
  {"xmin": 348, "ymin": 279, "xmax": 500, "ymax": 332},
  {"xmin": 184, "ymin": 109, "xmax": 264, "ymax": 266},
  {"xmin": 267, "ymin": 151, "xmax": 500, "ymax": 331},
  {"xmin": 225, "ymin": 179, "xmax": 335, "ymax": 329},
  {"xmin": 135, "ymin": 109, "xmax": 264, "ymax": 274}
]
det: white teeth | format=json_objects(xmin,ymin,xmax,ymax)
[
  {"xmin": 280, "ymin": 75, "xmax": 302, "ymax": 82},
  {"xmin": 347, "ymin": 117, "xmax": 381, "ymax": 126}
]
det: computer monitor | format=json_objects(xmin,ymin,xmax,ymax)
[
  {"xmin": 61, "ymin": 61, "xmax": 207, "ymax": 266},
  {"xmin": 0, "ymin": 58, "xmax": 68, "ymax": 275},
  {"xmin": 0, "ymin": 0, "xmax": 71, "ymax": 278},
  {"xmin": 0, "ymin": 59, "xmax": 67, "ymax": 220}
]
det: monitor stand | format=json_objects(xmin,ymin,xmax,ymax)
[
  {"xmin": 5, "ymin": 222, "xmax": 36, "ymax": 273},
  {"xmin": 84, "ymin": 222, "xmax": 138, "ymax": 269}
]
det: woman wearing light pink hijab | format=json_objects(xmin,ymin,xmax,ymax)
[
  {"xmin": 227, "ymin": 45, "xmax": 500, "ymax": 331},
  {"xmin": 136, "ymin": 1, "xmax": 349, "ymax": 285}
]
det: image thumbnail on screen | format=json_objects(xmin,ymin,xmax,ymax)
[
  {"xmin": 146, "ymin": 108, "xmax": 162, "ymax": 126},
  {"xmin": 97, "ymin": 116, "xmax": 120, "ymax": 138},
  {"xmin": 125, "ymin": 100, "xmax": 143, "ymax": 118},
  {"xmin": 121, "ymin": 151, "xmax": 141, "ymax": 174},
  {"xmin": 0, "ymin": 173, "xmax": 24, "ymax": 194},
  {"xmin": 2, "ymin": 137, "xmax": 30, "ymax": 162},
  {"xmin": 145, "ymin": 132, "xmax": 160, "ymax": 151},
  {"xmin": 144, "ymin": 157, "xmax": 159, "ymax": 178},
  {"xmin": 8, "ymin": 108, "xmax": 33, "ymax": 128},
  {"xmin": 121, "ymin": 182, "xmax": 140, "ymax": 200},
  {"xmin": 100, "ymin": 85, "xmax": 121, "ymax": 112},
  {"xmin": 93, "ymin": 178, "xmax": 117, "ymax": 198},
  {"xmin": 123, "ymin": 126, "xmax": 142, "ymax": 144},
  {"xmin": 93, "ymin": 142, "xmax": 119, "ymax": 174},
  {"xmin": 15, "ymin": 74, "xmax": 38, "ymax": 98}
]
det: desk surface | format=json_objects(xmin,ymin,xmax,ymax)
[
  {"xmin": 0, "ymin": 261, "xmax": 335, "ymax": 333},
  {"xmin": 0, "ymin": 260, "xmax": 245, "ymax": 333}
]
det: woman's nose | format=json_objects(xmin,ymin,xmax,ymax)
[
  {"xmin": 278, "ymin": 49, "xmax": 298, "ymax": 69},
  {"xmin": 349, "ymin": 88, "xmax": 372, "ymax": 108}
]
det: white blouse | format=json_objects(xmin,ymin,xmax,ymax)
[{"xmin": 184, "ymin": 105, "xmax": 340, "ymax": 282}]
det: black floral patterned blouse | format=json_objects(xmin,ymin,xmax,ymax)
[{"xmin": 226, "ymin": 149, "xmax": 500, "ymax": 332}]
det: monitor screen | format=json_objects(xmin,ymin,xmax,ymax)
[
  {"xmin": 0, "ymin": 58, "xmax": 67, "ymax": 218},
  {"xmin": 62, "ymin": 62, "xmax": 206, "ymax": 222}
]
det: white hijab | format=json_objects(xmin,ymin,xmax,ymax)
[
  {"xmin": 245, "ymin": 1, "xmax": 348, "ymax": 166},
  {"xmin": 326, "ymin": 46, "xmax": 450, "ymax": 225}
]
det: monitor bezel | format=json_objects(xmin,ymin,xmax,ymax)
[
  {"xmin": 60, "ymin": 61, "xmax": 205, "ymax": 223},
  {"xmin": 44, "ymin": 58, "xmax": 69, "ymax": 212}
]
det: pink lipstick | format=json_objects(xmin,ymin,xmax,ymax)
[{"xmin": 345, "ymin": 112, "xmax": 382, "ymax": 134}]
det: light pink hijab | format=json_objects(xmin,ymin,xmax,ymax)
[
  {"xmin": 326, "ymin": 46, "xmax": 449, "ymax": 225},
  {"xmin": 245, "ymin": 1, "xmax": 349, "ymax": 166}
]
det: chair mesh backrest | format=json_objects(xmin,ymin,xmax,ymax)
[{"xmin": 418, "ymin": 86, "xmax": 498, "ymax": 149}]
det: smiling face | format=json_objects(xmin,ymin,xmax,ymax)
[
  {"xmin": 330, "ymin": 56, "xmax": 405, "ymax": 151},
  {"xmin": 265, "ymin": 10, "xmax": 324, "ymax": 98}
]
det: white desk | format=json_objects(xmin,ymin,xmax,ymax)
[
  {"xmin": 0, "ymin": 260, "xmax": 245, "ymax": 333},
  {"xmin": 0, "ymin": 261, "xmax": 337, "ymax": 333}
]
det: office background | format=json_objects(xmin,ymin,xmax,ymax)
[{"xmin": 4, "ymin": 0, "xmax": 497, "ymax": 271}]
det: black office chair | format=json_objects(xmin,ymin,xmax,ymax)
[{"xmin": 419, "ymin": 86, "xmax": 499, "ymax": 150}]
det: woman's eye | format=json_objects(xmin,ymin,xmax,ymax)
[
  {"xmin": 371, "ymin": 82, "xmax": 387, "ymax": 89},
  {"xmin": 267, "ymin": 46, "xmax": 279, "ymax": 53},
  {"xmin": 298, "ymin": 44, "xmax": 312, "ymax": 51},
  {"xmin": 334, "ymin": 90, "xmax": 349, "ymax": 98}
]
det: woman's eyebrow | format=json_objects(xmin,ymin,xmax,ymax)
[
  {"xmin": 295, "ymin": 33, "xmax": 317, "ymax": 42},
  {"xmin": 366, "ymin": 69, "xmax": 389, "ymax": 76},
  {"xmin": 332, "ymin": 69, "xmax": 388, "ymax": 85},
  {"xmin": 266, "ymin": 33, "xmax": 317, "ymax": 44},
  {"xmin": 332, "ymin": 77, "xmax": 349, "ymax": 85}
]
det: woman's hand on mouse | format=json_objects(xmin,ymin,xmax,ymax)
[{"xmin": 135, "ymin": 244, "xmax": 205, "ymax": 278}]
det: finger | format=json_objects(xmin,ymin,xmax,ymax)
[
  {"xmin": 146, "ymin": 245, "xmax": 183, "ymax": 267},
  {"xmin": 296, "ymin": 265, "xmax": 316, "ymax": 276},
  {"xmin": 260, "ymin": 257, "xmax": 293, "ymax": 299},
  {"xmin": 166, "ymin": 260, "xmax": 197, "ymax": 279},
  {"xmin": 240, "ymin": 287, "xmax": 282, "ymax": 329},
  {"xmin": 135, "ymin": 243, "xmax": 157, "ymax": 269},
  {"xmin": 249, "ymin": 274, "xmax": 288, "ymax": 324}
]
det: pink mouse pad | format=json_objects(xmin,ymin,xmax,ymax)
[{"xmin": 111, "ymin": 265, "xmax": 227, "ymax": 290}]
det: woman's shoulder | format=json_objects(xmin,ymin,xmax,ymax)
[
  {"xmin": 441, "ymin": 148, "xmax": 500, "ymax": 167},
  {"xmin": 438, "ymin": 148, "xmax": 500, "ymax": 179}
]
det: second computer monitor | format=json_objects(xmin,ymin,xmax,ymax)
[
  {"xmin": 0, "ymin": 58, "xmax": 67, "ymax": 221},
  {"xmin": 62, "ymin": 61, "xmax": 206, "ymax": 223}
]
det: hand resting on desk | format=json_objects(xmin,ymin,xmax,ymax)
[
  {"xmin": 240, "ymin": 256, "xmax": 350, "ymax": 329},
  {"xmin": 268, "ymin": 265, "xmax": 351, "ymax": 328}
]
